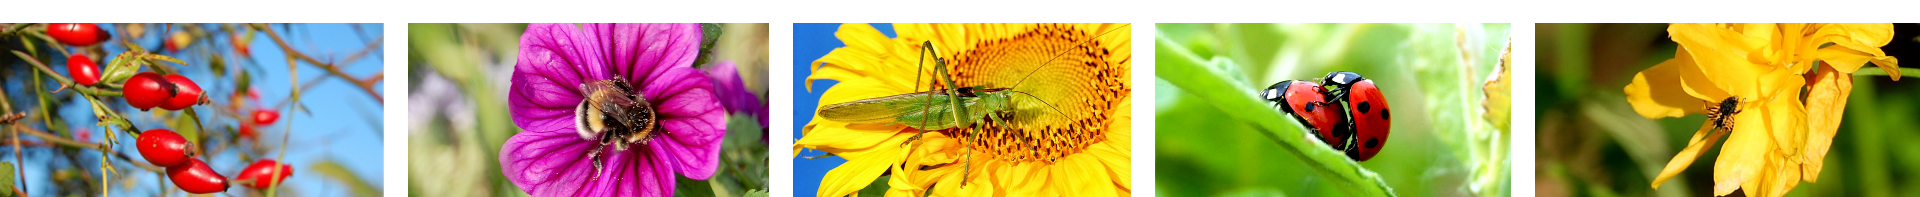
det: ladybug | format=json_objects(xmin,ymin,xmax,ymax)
[
  {"xmin": 1262, "ymin": 80, "xmax": 1352, "ymax": 150},
  {"xmin": 1320, "ymin": 71, "xmax": 1391, "ymax": 161}
]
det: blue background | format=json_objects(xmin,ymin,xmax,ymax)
[{"xmin": 792, "ymin": 23, "xmax": 894, "ymax": 196}]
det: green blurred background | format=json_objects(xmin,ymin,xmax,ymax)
[
  {"xmin": 405, "ymin": 23, "xmax": 769, "ymax": 197},
  {"xmin": 1155, "ymin": 23, "xmax": 1510, "ymax": 197},
  {"xmin": 1536, "ymin": 23, "xmax": 1920, "ymax": 197}
]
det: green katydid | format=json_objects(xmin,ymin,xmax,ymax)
[{"xmin": 813, "ymin": 24, "xmax": 1129, "ymax": 186}]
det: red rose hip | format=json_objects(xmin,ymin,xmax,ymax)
[
  {"xmin": 136, "ymin": 129, "xmax": 192, "ymax": 167},
  {"xmin": 66, "ymin": 54, "xmax": 100, "ymax": 85},
  {"xmin": 166, "ymin": 159, "xmax": 229, "ymax": 194},
  {"xmin": 159, "ymin": 74, "xmax": 204, "ymax": 110},
  {"xmin": 236, "ymin": 159, "xmax": 293, "ymax": 189},
  {"xmin": 253, "ymin": 109, "xmax": 279, "ymax": 125},
  {"xmin": 46, "ymin": 23, "xmax": 110, "ymax": 46},
  {"xmin": 123, "ymin": 72, "xmax": 176, "ymax": 110}
]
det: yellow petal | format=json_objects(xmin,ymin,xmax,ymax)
[
  {"xmin": 1771, "ymin": 152, "xmax": 1805, "ymax": 197},
  {"xmin": 1800, "ymin": 65, "xmax": 1849, "ymax": 182},
  {"xmin": 1670, "ymin": 47, "xmax": 1732, "ymax": 102},
  {"xmin": 1754, "ymin": 70, "xmax": 1805, "ymax": 162},
  {"xmin": 1760, "ymin": 85, "xmax": 1807, "ymax": 162},
  {"xmin": 1713, "ymin": 109, "xmax": 1772, "ymax": 196},
  {"xmin": 1815, "ymin": 23, "xmax": 1893, "ymax": 57},
  {"xmin": 1816, "ymin": 45, "xmax": 1878, "ymax": 74},
  {"xmin": 1626, "ymin": 51, "xmax": 1710, "ymax": 118},
  {"xmin": 1050, "ymin": 155, "xmax": 1118, "ymax": 197},
  {"xmin": 813, "ymin": 133, "xmax": 910, "ymax": 197},
  {"xmin": 1651, "ymin": 122, "xmax": 1726, "ymax": 189},
  {"xmin": 1670, "ymin": 23, "xmax": 1768, "ymax": 97},
  {"xmin": 1871, "ymin": 56, "xmax": 1902, "ymax": 81}
]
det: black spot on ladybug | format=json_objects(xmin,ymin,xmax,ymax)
[
  {"xmin": 1365, "ymin": 138, "xmax": 1379, "ymax": 149},
  {"xmin": 1380, "ymin": 109, "xmax": 1390, "ymax": 120},
  {"xmin": 1303, "ymin": 103, "xmax": 1316, "ymax": 112},
  {"xmin": 1357, "ymin": 101, "xmax": 1371, "ymax": 113}
]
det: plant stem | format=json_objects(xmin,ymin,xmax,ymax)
[
  {"xmin": 1154, "ymin": 37, "xmax": 1396, "ymax": 196},
  {"xmin": 1852, "ymin": 67, "xmax": 1920, "ymax": 79}
]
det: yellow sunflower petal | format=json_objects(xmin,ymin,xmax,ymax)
[
  {"xmin": 1713, "ymin": 109, "xmax": 1774, "ymax": 196},
  {"xmin": 810, "ymin": 23, "xmax": 917, "ymax": 92},
  {"xmin": 794, "ymin": 122, "xmax": 906, "ymax": 159},
  {"xmin": 1651, "ymin": 122, "xmax": 1725, "ymax": 189},
  {"xmin": 1800, "ymin": 65, "xmax": 1849, "ymax": 182},
  {"xmin": 813, "ymin": 133, "xmax": 910, "ymax": 197},
  {"xmin": 1050, "ymin": 155, "xmax": 1118, "ymax": 196},
  {"xmin": 1626, "ymin": 52, "xmax": 1709, "ymax": 118}
]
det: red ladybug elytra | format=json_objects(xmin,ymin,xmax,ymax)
[
  {"xmin": 1320, "ymin": 71, "xmax": 1391, "ymax": 161},
  {"xmin": 1262, "ymin": 80, "xmax": 1352, "ymax": 149}
]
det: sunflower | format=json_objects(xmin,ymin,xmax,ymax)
[{"xmin": 796, "ymin": 23, "xmax": 1132, "ymax": 196}]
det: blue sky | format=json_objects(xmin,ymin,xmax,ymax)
[
  {"xmin": 21, "ymin": 23, "xmax": 383, "ymax": 196},
  {"xmin": 792, "ymin": 23, "xmax": 895, "ymax": 196}
]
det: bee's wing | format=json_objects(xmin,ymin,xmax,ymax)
[{"xmin": 583, "ymin": 80, "xmax": 644, "ymax": 129}]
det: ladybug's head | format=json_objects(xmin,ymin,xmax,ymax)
[
  {"xmin": 1262, "ymin": 80, "xmax": 1296, "ymax": 102},
  {"xmin": 1321, "ymin": 71, "xmax": 1366, "ymax": 88}
]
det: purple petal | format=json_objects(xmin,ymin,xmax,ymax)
[
  {"xmin": 587, "ymin": 23, "xmax": 703, "ymax": 87},
  {"xmin": 499, "ymin": 130, "xmax": 676, "ymax": 197},
  {"xmin": 510, "ymin": 23, "xmax": 611, "ymax": 132},
  {"xmin": 643, "ymin": 65, "xmax": 727, "ymax": 179}
]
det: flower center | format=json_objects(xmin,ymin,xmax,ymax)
[{"xmin": 935, "ymin": 24, "xmax": 1128, "ymax": 163}]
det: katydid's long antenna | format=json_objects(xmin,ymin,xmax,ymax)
[
  {"xmin": 1011, "ymin": 91, "xmax": 1067, "ymax": 116},
  {"xmin": 1008, "ymin": 23, "xmax": 1132, "ymax": 90}
]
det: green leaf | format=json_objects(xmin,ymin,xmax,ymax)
[
  {"xmin": 741, "ymin": 189, "xmax": 768, "ymax": 197},
  {"xmin": 174, "ymin": 109, "xmax": 204, "ymax": 145},
  {"xmin": 210, "ymin": 53, "xmax": 229, "ymax": 77},
  {"xmin": 140, "ymin": 53, "xmax": 187, "ymax": 67},
  {"xmin": 0, "ymin": 162, "xmax": 13, "ymax": 197},
  {"xmin": 857, "ymin": 175, "xmax": 890, "ymax": 197},
  {"xmin": 672, "ymin": 177, "xmax": 715, "ymax": 197},
  {"xmin": 725, "ymin": 114, "xmax": 766, "ymax": 147},
  {"xmin": 693, "ymin": 23, "xmax": 724, "ymax": 67},
  {"xmin": 98, "ymin": 51, "xmax": 144, "ymax": 84}
]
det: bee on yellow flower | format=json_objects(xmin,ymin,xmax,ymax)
[{"xmin": 1625, "ymin": 23, "xmax": 1900, "ymax": 197}]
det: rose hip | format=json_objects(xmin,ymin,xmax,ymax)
[
  {"xmin": 136, "ymin": 129, "xmax": 192, "ymax": 167},
  {"xmin": 236, "ymin": 159, "xmax": 293, "ymax": 189},
  {"xmin": 46, "ymin": 23, "xmax": 109, "ymax": 46},
  {"xmin": 253, "ymin": 109, "xmax": 279, "ymax": 125},
  {"xmin": 166, "ymin": 159, "xmax": 229, "ymax": 194},
  {"xmin": 66, "ymin": 54, "xmax": 100, "ymax": 85},
  {"xmin": 123, "ymin": 72, "xmax": 176, "ymax": 111},
  {"xmin": 159, "ymin": 74, "xmax": 204, "ymax": 110}
]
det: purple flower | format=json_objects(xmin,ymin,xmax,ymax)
[
  {"xmin": 501, "ymin": 23, "xmax": 725, "ymax": 197},
  {"xmin": 703, "ymin": 60, "xmax": 767, "ymax": 126}
]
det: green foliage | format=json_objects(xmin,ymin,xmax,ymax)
[{"xmin": 1155, "ymin": 23, "xmax": 1509, "ymax": 197}]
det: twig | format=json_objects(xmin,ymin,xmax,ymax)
[
  {"xmin": 248, "ymin": 23, "xmax": 383, "ymax": 103},
  {"xmin": 0, "ymin": 93, "xmax": 23, "ymax": 196},
  {"xmin": 10, "ymin": 125, "xmax": 165, "ymax": 172}
]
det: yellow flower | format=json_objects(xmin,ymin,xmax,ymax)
[
  {"xmin": 1627, "ymin": 23, "xmax": 1899, "ymax": 197},
  {"xmin": 796, "ymin": 23, "xmax": 1131, "ymax": 196}
]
